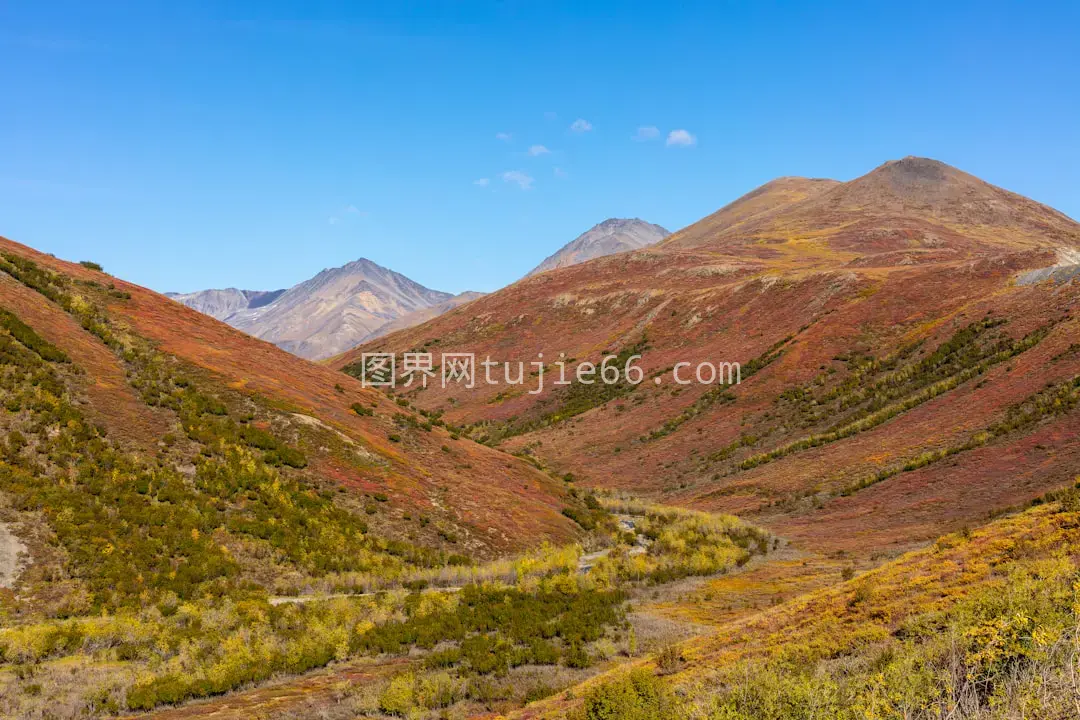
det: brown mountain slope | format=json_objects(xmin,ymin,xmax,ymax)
[
  {"xmin": 658, "ymin": 176, "xmax": 839, "ymax": 250},
  {"xmin": 335, "ymin": 157, "xmax": 1080, "ymax": 559},
  {"xmin": 359, "ymin": 290, "xmax": 486, "ymax": 344},
  {"xmin": 0, "ymin": 235, "xmax": 579, "ymax": 563},
  {"xmin": 662, "ymin": 156, "xmax": 1080, "ymax": 261}
]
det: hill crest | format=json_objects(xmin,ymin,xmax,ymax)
[
  {"xmin": 528, "ymin": 217, "xmax": 670, "ymax": 275},
  {"xmin": 661, "ymin": 157, "xmax": 1080, "ymax": 257},
  {"xmin": 172, "ymin": 257, "xmax": 454, "ymax": 360}
]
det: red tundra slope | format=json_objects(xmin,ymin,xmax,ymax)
[
  {"xmin": 0, "ymin": 235, "xmax": 580, "ymax": 558},
  {"xmin": 336, "ymin": 157, "xmax": 1080, "ymax": 558}
]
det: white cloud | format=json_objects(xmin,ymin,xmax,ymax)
[
  {"xmin": 666, "ymin": 129, "xmax": 697, "ymax": 147},
  {"xmin": 633, "ymin": 126, "xmax": 660, "ymax": 141},
  {"xmin": 501, "ymin": 170, "xmax": 534, "ymax": 190},
  {"xmin": 527, "ymin": 144, "xmax": 551, "ymax": 156},
  {"xmin": 473, "ymin": 178, "xmax": 490, "ymax": 187},
  {"xmin": 570, "ymin": 118, "xmax": 593, "ymax": 133},
  {"xmin": 495, "ymin": 132, "xmax": 513, "ymax": 142},
  {"xmin": 554, "ymin": 167, "xmax": 568, "ymax": 178},
  {"xmin": 329, "ymin": 204, "xmax": 367, "ymax": 224}
]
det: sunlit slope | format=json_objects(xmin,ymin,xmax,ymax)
[
  {"xmin": 333, "ymin": 158, "xmax": 1080, "ymax": 557},
  {"xmin": 661, "ymin": 156, "xmax": 1080, "ymax": 256},
  {"xmin": 0, "ymin": 235, "xmax": 580, "ymax": 562}
]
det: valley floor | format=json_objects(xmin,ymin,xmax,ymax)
[
  {"xmin": 26, "ymin": 490, "xmax": 1064, "ymax": 720},
  {"xmin": 127, "ymin": 532, "xmax": 785, "ymax": 720}
]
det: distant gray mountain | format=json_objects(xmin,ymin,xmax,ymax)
[
  {"xmin": 363, "ymin": 291, "xmax": 486, "ymax": 343},
  {"xmin": 170, "ymin": 219, "xmax": 667, "ymax": 359},
  {"xmin": 528, "ymin": 218, "xmax": 670, "ymax": 276},
  {"xmin": 168, "ymin": 259, "xmax": 454, "ymax": 360},
  {"xmin": 166, "ymin": 288, "xmax": 286, "ymax": 321}
]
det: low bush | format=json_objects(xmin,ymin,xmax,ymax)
[{"xmin": 575, "ymin": 669, "xmax": 683, "ymax": 720}]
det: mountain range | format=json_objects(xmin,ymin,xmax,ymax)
[
  {"xmin": 169, "ymin": 217, "xmax": 669, "ymax": 360},
  {"xmin": 169, "ymin": 259, "xmax": 477, "ymax": 360},
  {"xmin": 164, "ymin": 287, "xmax": 286, "ymax": 321}
]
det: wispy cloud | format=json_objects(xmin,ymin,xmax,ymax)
[
  {"xmin": 501, "ymin": 170, "xmax": 534, "ymax": 190},
  {"xmin": 554, "ymin": 167, "xmax": 568, "ymax": 179},
  {"xmin": 329, "ymin": 203, "xmax": 367, "ymax": 224},
  {"xmin": 633, "ymin": 126, "xmax": 660, "ymax": 142},
  {"xmin": 666, "ymin": 129, "xmax": 697, "ymax": 147},
  {"xmin": 570, "ymin": 118, "xmax": 593, "ymax": 133},
  {"xmin": 527, "ymin": 144, "xmax": 551, "ymax": 156},
  {"xmin": 473, "ymin": 178, "xmax": 490, "ymax": 187},
  {"xmin": 495, "ymin": 131, "xmax": 513, "ymax": 142}
]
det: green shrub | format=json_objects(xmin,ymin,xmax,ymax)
[
  {"xmin": 655, "ymin": 645, "xmax": 684, "ymax": 675},
  {"xmin": 0, "ymin": 308, "xmax": 69, "ymax": 362},
  {"xmin": 1059, "ymin": 487, "xmax": 1080, "ymax": 513},
  {"xmin": 379, "ymin": 673, "xmax": 416, "ymax": 716},
  {"xmin": 355, "ymin": 584, "xmax": 626, "ymax": 674},
  {"xmin": 562, "ymin": 506, "xmax": 597, "ymax": 530},
  {"xmin": 562, "ymin": 642, "xmax": 591, "ymax": 669},
  {"xmin": 577, "ymin": 669, "xmax": 682, "ymax": 720},
  {"xmin": 416, "ymin": 671, "xmax": 462, "ymax": 709}
]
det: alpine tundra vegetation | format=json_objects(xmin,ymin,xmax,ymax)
[{"xmin": 3, "ymin": 157, "xmax": 1080, "ymax": 720}]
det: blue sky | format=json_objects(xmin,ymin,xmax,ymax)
[{"xmin": 2, "ymin": 1, "xmax": 1078, "ymax": 294}]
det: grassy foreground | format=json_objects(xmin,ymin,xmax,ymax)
[{"xmin": 561, "ymin": 493, "xmax": 1080, "ymax": 720}]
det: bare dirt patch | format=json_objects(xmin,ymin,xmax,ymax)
[{"xmin": 0, "ymin": 521, "xmax": 27, "ymax": 589}]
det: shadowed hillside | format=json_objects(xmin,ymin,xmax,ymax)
[{"xmin": 165, "ymin": 288, "xmax": 286, "ymax": 321}]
